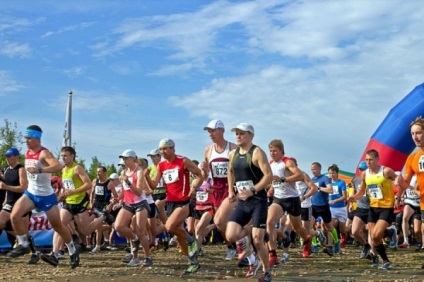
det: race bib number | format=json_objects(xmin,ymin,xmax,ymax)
[
  {"xmin": 331, "ymin": 185, "xmax": 339, "ymax": 195},
  {"xmin": 94, "ymin": 185, "xmax": 104, "ymax": 195},
  {"xmin": 368, "ymin": 184, "xmax": 383, "ymax": 200},
  {"xmin": 273, "ymin": 181, "xmax": 285, "ymax": 198},
  {"xmin": 211, "ymin": 162, "xmax": 228, "ymax": 178},
  {"xmin": 419, "ymin": 156, "xmax": 424, "ymax": 172},
  {"xmin": 27, "ymin": 172, "xmax": 38, "ymax": 182},
  {"xmin": 406, "ymin": 188, "xmax": 418, "ymax": 199},
  {"xmin": 122, "ymin": 177, "xmax": 134, "ymax": 191},
  {"xmin": 196, "ymin": 191, "xmax": 208, "ymax": 202},
  {"xmin": 235, "ymin": 180, "xmax": 254, "ymax": 193},
  {"xmin": 62, "ymin": 178, "xmax": 75, "ymax": 190},
  {"xmin": 163, "ymin": 168, "xmax": 179, "ymax": 184}
]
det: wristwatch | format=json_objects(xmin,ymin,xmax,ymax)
[
  {"xmin": 280, "ymin": 176, "xmax": 286, "ymax": 182},
  {"xmin": 250, "ymin": 187, "xmax": 257, "ymax": 195}
]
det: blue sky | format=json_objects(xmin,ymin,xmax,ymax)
[{"xmin": 1, "ymin": 0, "xmax": 423, "ymax": 173}]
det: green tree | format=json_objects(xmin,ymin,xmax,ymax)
[{"xmin": 0, "ymin": 119, "xmax": 24, "ymax": 167}]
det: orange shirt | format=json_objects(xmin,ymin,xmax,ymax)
[{"xmin": 405, "ymin": 149, "xmax": 424, "ymax": 210}]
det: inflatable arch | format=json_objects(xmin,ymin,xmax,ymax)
[{"xmin": 357, "ymin": 83, "xmax": 424, "ymax": 174}]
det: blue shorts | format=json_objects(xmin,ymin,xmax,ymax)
[{"xmin": 24, "ymin": 190, "xmax": 58, "ymax": 212}]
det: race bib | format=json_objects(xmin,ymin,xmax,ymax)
[
  {"xmin": 123, "ymin": 177, "xmax": 134, "ymax": 191},
  {"xmin": 419, "ymin": 156, "xmax": 424, "ymax": 172},
  {"xmin": 94, "ymin": 185, "xmax": 104, "ymax": 195},
  {"xmin": 331, "ymin": 185, "xmax": 339, "ymax": 195},
  {"xmin": 368, "ymin": 184, "xmax": 383, "ymax": 200},
  {"xmin": 62, "ymin": 178, "xmax": 75, "ymax": 190},
  {"xmin": 27, "ymin": 172, "xmax": 38, "ymax": 182},
  {"xmin": 196, "ymin": 191, "xmax": 208, "ymax": 202},
  {"xmin": 163, "ymin": 168, "xmax": 179, "ymax": 184},
  {"xmin": 235, "ymin": 180, "xmax": 254, "ymax": 193},
  {"xmin": 211, "ymin": 162, "xmax": 228, "ymax": 178},
  {"xmin": 406, "ymin": 188, "xmax": 418, "ymax": 199}
]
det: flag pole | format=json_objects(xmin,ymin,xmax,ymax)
[{"xmin": 63, "ymin": 90, "xmax": 72, "ymax": 147}]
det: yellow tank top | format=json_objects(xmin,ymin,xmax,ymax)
[
  {"xmin": 62, "ymin": 162, "xmax": 85, "ymax": 204},
  {"xmin": 366, "ymin": 166, "xmax": 394, "ymax": 208}
]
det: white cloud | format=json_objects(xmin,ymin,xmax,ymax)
[
  {"xmin": 0, "ymin": 70, "xmax": 24, "ymax": 96},
  {"xmin": 41, "ymin": 22, "xmax": 94, "ymax": 38},
  {"xmin": 63, "ymin": 66, "xmax": 85, "ymax": 78},
  {"xmin": 0, "ymin": 41, "xmax": 31, "ymax": 58}
]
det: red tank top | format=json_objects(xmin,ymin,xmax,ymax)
[{"xmin": 158, "ymin": 155, "xmax": 190, "ymax": 202}]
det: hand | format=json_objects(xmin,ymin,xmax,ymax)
[
  {"xmin": 26, "ymin": 167, "xmax": 39, "ymax": 174},
  {"xmin": 347, "ymin": 196, "xmax": 356, "ymax": 203},
  {"xmin": 189, "ymin": 187, "xmax": 196, "ymax": 198},
  {"xmin": 228, "ymin": 193, "xmax": 236, "ymax": 203}
]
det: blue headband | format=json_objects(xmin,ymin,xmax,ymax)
[{"xmin": 25, "ymin": 129, "xmax": 42, "ymax": 139}]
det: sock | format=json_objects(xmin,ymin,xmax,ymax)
[
  {"xmin": 17, "ymin": 235, "xmax": 29, "ymax": 247},
  {"xmin": 375, "ymin": 243, "xmax": 389, "ymax": 262},
  {"xmin": 312, "ymin": 236, "xmax": 318, "ymax": 246},
  {"xmin": 247, "ymin": 253, "xmax": 255, "ymax": 265},
  {"xmin": 28, "ymin": 235, "xmax": 37, "ymax": 253},
  {"xmin": 330, "ymin": 228, "xmax": 339, "ymax": 243},
  {"xmin": 65, "ymin": 241, "xmax": 76, "ymax": 255},
  {"xmin": 404, "ymin": 237, "xmax": 409, "ymax": 244}
]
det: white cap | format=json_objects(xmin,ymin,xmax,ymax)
[
  {"xmin": 109, "ymin": 173, "xmax": 119, "ymax": 180},
  {"xmin": 119, "ymin": 149, "xmax": 137, "ymax": 158},
  {"xmin": 203, "ymin": 119, "xmax": 224, "ymax": 130},
  {"xmin": 231, "ymin": 123, "xmax": 255, "ymax": 134},
  {"xmin": 159, "ymin": 138, "xmax": 175, "ymax": 148},
  {"xmin": 147, "ymin": 148, "xmax": 160, "ymax": 156}
]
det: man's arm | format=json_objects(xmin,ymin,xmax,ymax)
[
  {"xmin": 348, "ymin": 171, "xmax": 367, "ymax": 202},
  {"xmin": 39, "ymin": 150, "xmax": 62, "ymax": 173},
  {"xmin": 285, "ymin": 159, "xmax": 304, "ymax": 182},
  {"xmin": 184, "ymin": 157, "xmax": 204, "ymax": 197},
  {"xmin": 227, "ymin": 149, "xmax": 236, "ymax": 202},
  {"xmin": 251, "ymin": 147, "xmax": 273, "ymax": 193},
  {"xmin": 302, "ymin": 172, "xmax": 318, "ymax": 199},
  {"xmin": 145, "ymin": 164, "xmax": 162, "ymax": 190}
]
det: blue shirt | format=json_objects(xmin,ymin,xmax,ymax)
[
  {"xmin": 329, "ymin": 179, "xmax": 347, "ymax": 208},
  {"xmin": 311, "ymin": 174, "xmax": 330, "ymax": 206}
]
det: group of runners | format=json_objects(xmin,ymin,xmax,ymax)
[{"xmin": 0, "ymin": 116, "xmax": 423, "ymax": 282}]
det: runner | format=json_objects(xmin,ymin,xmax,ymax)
[
  {"xmin": 9, "ymin": 125, "xmax": 80, "ymax": 269},
  {"xmin": 226, "ymin": 123, "xmax": 273, "ymax": 282},
  {"xmin": 145, "ymin": 139, "xmax": 203, "ymax": 274}
]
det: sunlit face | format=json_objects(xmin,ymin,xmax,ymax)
[
  {"xmin": 207, "ymin": 128, "xmax": 224, "ymax": 143},
  {"xmin": 411, "ymin": 124, "xmax": 424, "ymax": 148},
  {"xmin": 160, "ymin": 146, "xmax": 175, "ymax": 160},
  {"xmin": 60, "ymin": 151, "xmax": 74, "ymax": 166},
  {"xmin": 96, "ymin": 168, "xmax": 106, "ymax": 178},
  {"xmin": 234, "ymin": 130, "xmax": 252, "ymax": 146},
  {"xmin": 269, "ymin": 145, "xmax": 283, "ymax": 161},
  {"xmin": 328, "ymin": 169, "xmax": 338, "ymax": 181},
  {"xmin": 5, "ymin": 155, "xmax": 18, "ymax": 166},
  {"xmin": 25, "ymin": 136, "xmax": 39, "ymax": 149},
  {"xmin": 311, "ymin": 164, "xmax": 321, "ymax": 177},
  {"xmin": 365, "ymin": 153, "xmax": 378, "ymax": 168}
]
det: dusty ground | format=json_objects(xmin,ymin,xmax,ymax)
[{"xmin": 1, "ymin": 243, "xmax": 424, "ymax": 282}]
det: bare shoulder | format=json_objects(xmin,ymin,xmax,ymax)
[{"xmin": 229, "ymin": 142, "xmax": 238, "ymax": 150}]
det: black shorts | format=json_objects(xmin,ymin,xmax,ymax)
[
  {"xmin": 368, "ymin": 207, "xmax": 393, "ymax": 224},
  {"xmin": 193, "ymin": 208, "xmax": 214, "ymax": 220},
  {"xmin": 272, "ymin": 197, "xmax": 301, "ymax": 217},
  {"xmin": 348, "ymin": 211, "xmax": 355, "ymax": 221},
  {"xmin": 153, "ymin": 193, "xmax": 166, "ymax": 202},
  {"xmin": 354, "ymin": 208, "xmax": 369, "ymax": 224},
  {"xmin": 147, "ymin": 203, "xmax": 158, "ymax": 219},
  {"xmin": 93, "ymin": 201, "xmax": 109, "ymax": 212},
  {"xmin": 301, "ymin": 207, "xmax": 312, "ymax": 222},
  {"xmin": 63, "ymin": 194, "xmax": 90, "ymax": 216},
  {"xmin": 312, "ymin": 205, "xmax": 332, "ymax": 224},
  {"xmin": 122, "ymin": 200, "xmax": 150, "ymax": 214},
  {"xmin": 2, "ymin": 203, "xmax": 31, "ymax": 231},
  {"xmin": 166, "ymin": 200, "xmax": 191, "ymax": 218},
  {"xmin": 405, "ymin": 203, "xmax": 421, "ymax": 220},
  {"xmin": 229, "ymin": 199, "xmax": 268, "ymax": 229}
]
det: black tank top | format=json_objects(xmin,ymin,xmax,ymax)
[
  {"xmin": 3, "ymin": 164, "xmax": 24, "ymax": 204},
  {"xmin": 232, "ymin": 145, "xmax": 266, "ymax": 202},
  {"xmin": 93, "ymin": 179, "xmax": 111, "ymax": 203}
]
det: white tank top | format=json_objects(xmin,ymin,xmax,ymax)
[{"xmin": 270, "ymin": 158, "xmax": 298, "ymax": 199}]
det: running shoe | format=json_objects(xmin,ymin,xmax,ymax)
[
  {"xmin": 28, "ymin": 252, "xmax": 40, "ymax": 264},
  {"xmin": 334, "ymin": 241, "xmax": 341, "ymax": 254},
  {"xmin": 245, "ymin": 258, "xmax": 260, "ymax": 278},
  {"xmin": 184, "ymin": 263, "xmax": 200, "ymax": 274},
  {"xmin": 70, "ymin": 245, "xmax": 80, "ymax": 269},
  {"xmin": 398, "ymin": 242, "xmax": 409, "ymax": 248},
  {"xmin": 236, "ymin": 236, "xmax": 249, "ymax": 261},
  {"xmin": 128, "ymin": 257, "xmax": 141, "ymax": 267},
  {"xmin": 89, "ymin": 245, "xmax": 101, "ymax": 255},
  {"xmin": 41, "ymin": 253, "xmax": 59, "ymax": 267},
  {"xmin": 198, "ymin": 248, "xmax": 204, "ymax": 257},
  {"xmin": 225, "ymin": 246, "xmax": 237, "ymax": 261},
  {"xmin": 132, "ymin": 239, "xmax": 140, "ymax": 252},
  {"xmin": 163, "ymin": 236, "xmax": 170, "ymax": 252},
  {"xmin": 323, "ymin": 246, "xmax": 334, "ymax": 257},
  {"xmin": 258, "ymin": 272, "xmax": 272, "ymax": 282},
  {"xmin": 142, "ymin": 257, "xmax": 153, "ymax": 266},
  {"xmin": 269, "ymin": 252, "xmax": 278, "ymax": 267},
  {"xmin": 8, "ymin": 244, "xmax": 30, "ymax": 258},
  {"xmin": 238, "ymin": 257, "xmax": 250, "ymax": 268},
  {"xmin": 311, "ymin": 245, "xmax": 320, "ymax": 253},
  {"xmin": 359, "ymin": 244, "xmax": 370, "ymax": 259},
  {"xmin": 316, "ymin": 229, "xmax": 327, "ymax": 246},
  {"xmin": 279, "ymin": 253, "xmax": 289, "ymax": 264},
  {"xmin": 122, "ymin": 253, "xmax": 133, "ymax": 263},
  {"xmin": 57, "ymin": 250, "xmax": 66, "ymax": 260},
  {"xmin": 371, "ymin": 255, "xmax": 379, "ymax": 267},
  {"xmin": 388, "ymin": 226, "xmax": 398, "ymax": 248},
  {"xmin": 378, "ymin": 261, "xmax": 392, "ymax": 270},
  {"xmin": 107, "ymin": 244, "xmax": 118, "ymax": 251}
]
